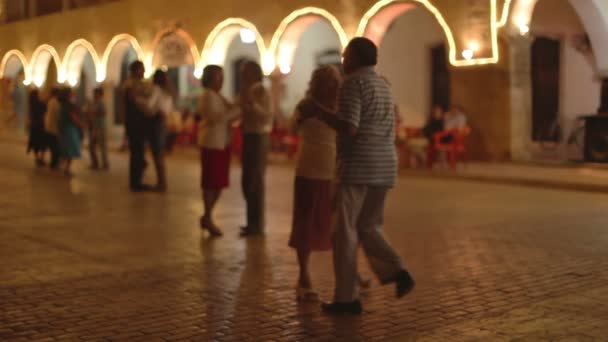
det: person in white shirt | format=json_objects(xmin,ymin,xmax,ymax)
[
  {"xmin": 442, "ymin": 105, "xmax": 468, "ymax": 143},
  {"xmin": 196, "ymin": 65, "xmax": 241, "ymax": 237},
  {"xmin": 142, "ymin": 70, "xmax": 174, "ymax": 192},
  {"xmin": 239, "ymin": 61, "xmax": 273, "ymax": 237}
]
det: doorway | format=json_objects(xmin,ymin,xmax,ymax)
[
  {"xmin": 430, "ymin": 44, "xmax": 450, "ymax": 111},
  {"xmin": 531, "ymin": 37, "xmax": 561, "ymax": 142}
]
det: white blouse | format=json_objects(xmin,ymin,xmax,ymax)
[
  {"xmin": 147, "ymin": 86, "xmax": 174, "ymax": 117},
  {"xmin": 197, "ymin": 89, "xmax": 241, "ymax": 150},
  {"xmin": 292, "ymin": 110, "xmax": 337, "ymax": 180}
]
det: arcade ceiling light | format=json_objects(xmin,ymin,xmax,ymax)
[
  {"xmin": 1, "ymin": 0, "xmax": 513, "ymax": 84},
  {"xmin": 357, "ymin": 0, "xmax": 500, "ymax": 66}
]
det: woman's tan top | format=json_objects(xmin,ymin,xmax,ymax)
[{"xmin": 291, "ymin": 104, "xmax": 337, "ymax": 180}]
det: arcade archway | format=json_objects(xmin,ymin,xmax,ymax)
[
  {"xmin": 360, "ymin": 1, "xmax": 451, "ymax": 127},
  {"xmin": 270, "ymin": 8, "xmax": 348, "ymax": 118},
  {"xmin": 201, "ymin": 19, "xmax": 264, "ymax": 100}
]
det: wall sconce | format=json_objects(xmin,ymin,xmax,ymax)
[
  {"xmin": 515, "ymin": 16, "xmax": 530, "ymax": 36},
  {"xmin": 462, "ymin": 49, "xmax": 474, "ymax": 60}
]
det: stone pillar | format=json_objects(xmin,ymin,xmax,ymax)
[
  {"xmin": 598, "ymin": 78, "xmax": 608, "ymax": 114},
  {"xmin": 0, "ymin": 0, "xmax": 6, "ymax": 23},
  {"xmin": 509, "ymin": 34, "xmax": 534, "ymax": 161},
  {"xmin": 27, "ymin": 0, "xmax": 36, "ymax": 18}
]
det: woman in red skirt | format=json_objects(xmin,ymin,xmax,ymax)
[
  {"xmin": 196, "ymin": 65, "xmax": 241, "ymax": 236},
  {"xmin": 289, "ymin": 66, "xmax": 343, "ymax": 301}
]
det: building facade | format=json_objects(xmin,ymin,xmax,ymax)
[{"xmin": 0, "ymin": 0, "xmax": 607, "ymax": 161}]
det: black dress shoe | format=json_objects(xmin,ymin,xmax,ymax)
[
  {"xmin": 392, "ymin": 270, "xmax": 415, "ymax": 298},
  {"xmin": 321, "ymin": 300, "xmax": 363, "ymax": 315}
]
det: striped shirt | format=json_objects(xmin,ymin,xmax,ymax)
[{"xmin": 337, "ymin": 67, "xmax": 397, "ymax": 186}]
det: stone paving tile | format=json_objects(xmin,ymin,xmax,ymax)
[{"xmin": 1, "ymin": 142, "xmax": 608, "ymax": 340}]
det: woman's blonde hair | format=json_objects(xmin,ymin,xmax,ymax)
[{"xmin": 307, "ymin": 65, "xmax": 342, "ymax": 110}]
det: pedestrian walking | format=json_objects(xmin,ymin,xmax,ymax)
[{"xmin": 197, "ymin": 65, "xmax": 241, "ymax": 237}]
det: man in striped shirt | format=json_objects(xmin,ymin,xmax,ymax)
[{"xmin": 299, "ymin": 37, "xmax": 415, "ymax": 315}]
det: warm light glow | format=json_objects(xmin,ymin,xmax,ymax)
[
  {"xmin": 200, "ymin": 18, "xmax": 266, "ymax": 72},
  {"xmin": 519, "ymin": 23, "xmax": 530, "ymax": 35},
  {"xmin": 269, "ymin": 7, "xmax": 349, "ymax": 70},
  {"xmin": 67, "ymin": 75, "xmax": 78, "ymax": 87},
  {"xmin": 240, "ymin": 28, "xmax": 256, "ymax": 44},
  {"xmin": 61, "ymin": 39, "xmax": 102, "ymax": 85},
  {"xmin": 193, "ymin": 67, "xmax": 203, "ymax": 79},
  {"xmin": 503, "ymin": 0, "xmax": 536, "ymax": 35},
  {"xmin": 23, "ymin": 79, "xmax": 31, "ymax": 86},
  {"xmin": 100, "ymin": 34, "xmax": 146, "ymax": 83},
  {"xmin": 261, "ymin": 53, "xmax": 276, "ymax": 75},
  {"xmin": 462, "ymin": 49, "xmax": 474, "ymax": 60},
  {"xmin": 29, "ymin": 44, "xmax": 62, "ymax": 86},
  {"xmin": 468, "ymin": 40, "xmax": 481, "ymax": 52},
  {"xmin": 0, "ymin": 50, "xmax": 29, "ymax": 80},
  {"xmin": 357, "ymin": 0, "xmax": 500, "ymax": 66},
  {"xmin": 33, "ymin": 75, "xmax": 44, "ymax": 88},
  {"xmin": 279, "ymin": 63, "xmax": 291, "ymax": 75}
]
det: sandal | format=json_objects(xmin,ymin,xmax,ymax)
[{"xmin": 296, "ymin": 286, "xmax": 319, "ymax": 302}]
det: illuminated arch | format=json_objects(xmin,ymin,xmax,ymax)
[
  {"xmin": 29, "ymin": 44, "xmax": 61, "ymax": 87},
  {"xmin": 357, "ymin": 0, "xmax": 499, "ymax": 66},
  {"xmin": 100, "ymin": 34, "xmax": 145, "ymax": 83},
  {"xmin": 200, "ymin": 18, "xmax": 266, "ymax": 73},
  {"xmin": 497, "ymin": 0, "xmax": 514, "ymax": 27},
  {"xmin": 0, "ymin": 50, "xmax": 29, "ymax": 82},
  {"xmin": 269, "ymin": 7, "xmax": 349, "ymax": 73},
  {"xmin": 504, "ymin": 0, "xmax": 608, "ymax": 74},
  {"xmin": 149, "ymin": 28, "xmax": 200, "ymax": 77},
  {"xmin": 61, "ymin": 39, "xmax": 101, "ymax": 86}
]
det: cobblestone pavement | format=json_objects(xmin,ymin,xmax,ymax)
[{"xmin": 1, "ymin": 141, "xmax": 608, "ymax": 341}]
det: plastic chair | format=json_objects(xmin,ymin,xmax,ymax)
[{"xmin": 427, "ymin": 127, "xmax": 471, "ymax": 169}]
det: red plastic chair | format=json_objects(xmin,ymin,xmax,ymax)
[
  {"xmin": 282, "ymin": 134, "xmax": 299, "ymax": 160},
  {"xmin": 427, "ymin": 127, "xmax": 471, "ymax": 169}
]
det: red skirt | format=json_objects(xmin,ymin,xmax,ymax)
[
  {"xmin": 289, "ymin": 177, "xmax": 333, "ymax": 251},
  {"xmin": 201, "ymin": 147, "xmax": 231, "ymax": 190}
]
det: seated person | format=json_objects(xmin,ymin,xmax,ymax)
[
  {"xmin": 423, "ymin": 105, "xmax": 445, "ymax": 141},
  {"xmin": 405, "ymin": 105, "xmax": 444, "ymax": 167},
  {"xmin": 441, "ymin": 105, "xmax": 468, "ymax": 143}
]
